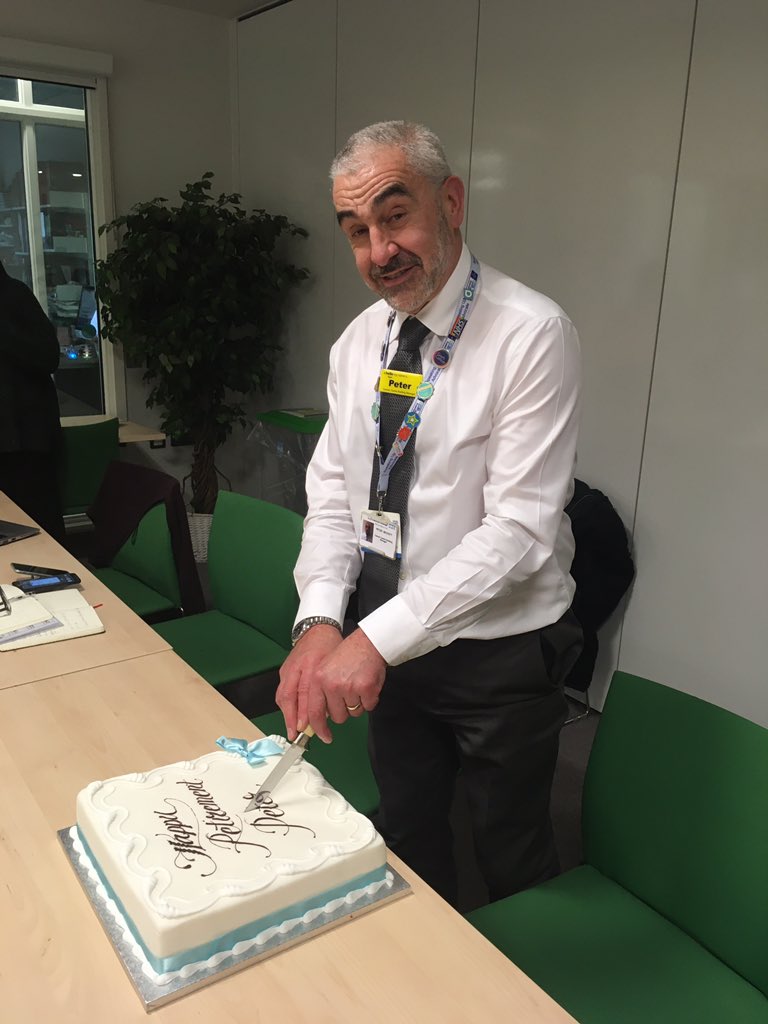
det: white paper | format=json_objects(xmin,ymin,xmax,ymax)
[
  {"xmin": 0, "ymin": 587, "xmax": 104, "ymax": 650},
  {"xmin": 0, "ymin": 585, "xmax": 56, "ymax": 637}
]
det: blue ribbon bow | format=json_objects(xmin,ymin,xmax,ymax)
[{"xmin": 215, "ymin": 735, "xmax": 283, "ymax": 765}]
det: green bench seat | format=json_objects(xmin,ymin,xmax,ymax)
[
  {"xmin": 466, "ymin": 671, "xmax": 768, "ymax": 1024},
  {"xmin": 157, "ymin": 610, "xmax": 289, "ymax": 688},
  {"xmin": 469, "ymin": 865, "xmax": 767, "ymax": 1024},
  {"xmin": 94, "ymin": 566, "xmax": 178, "ymax": 620}
]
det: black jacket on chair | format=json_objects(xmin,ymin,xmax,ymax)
[
  {"xmin": 564, "ymin": 480, "xmax": 635, "ymax": 692},
  {"xmin": 87, "ymin": 460, "xmax": 205, "ymax": 615}
]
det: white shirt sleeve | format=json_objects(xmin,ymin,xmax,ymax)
[
  {"xmin": 358, "ymin": 315, "xmax": 580, "ymax": 665},
  {"xmin": 292, "ymin": 342, "xmax": 363, "ymax": 627}
]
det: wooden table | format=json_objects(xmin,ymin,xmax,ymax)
[
  {"xmin": 0, "ymin": 650, "xmax": 577, "ymax": 1023},
  {"xmin": 0, "ymin": 494, "xmax": 170, "ymax": 689}
]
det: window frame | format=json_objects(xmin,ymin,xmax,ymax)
[{"xmin": 0, "ymin": 48, "xmax": 125, "ymax": 423}]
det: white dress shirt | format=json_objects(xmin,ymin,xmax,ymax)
[{"xmin": 294, "ymin": 245, "xmax": 581, "ymax": 666}]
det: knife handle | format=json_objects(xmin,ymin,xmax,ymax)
[{"xmin": 295, "ymin": 725, "xmax": 315, "ymax": 750}]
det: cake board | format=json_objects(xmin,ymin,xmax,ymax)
[{"xmin": 59, "ymin": 826, "xmax": 411, "ymax": 1011}]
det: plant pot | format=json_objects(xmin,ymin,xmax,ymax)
[{"xmin": 187, "ymin": 512, "xmax": 213, "ymax": 563}]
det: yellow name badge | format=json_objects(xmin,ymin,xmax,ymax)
[{"xmin": 378, "ymin": 369, "xmax": 423, "ymax": 397}]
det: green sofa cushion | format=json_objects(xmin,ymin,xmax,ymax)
[
  {"xmin": 254, "ymin": 709, "xmax": 379, "ymax": 818},
  {"xmin": 584, "ymin": 673, "xmax": 768, "ymax": 994},
  {"xmin": 60, "ymin": 417, "xmax": 120, "ymax": 516},
  {"xmin": 207, "ymin": 492, "xmax": 303, "ymax": 650},
  {"xmin": 109, "ymin": 503, "xmax": 182, "ymax": 608},
  {"xmin": 154, "ymin": 610, "xmax": 289, "ymax": 687},
  {"xmin": 467, "ymin": 865, "xmax": 768, "ymax": 1024},
  {"xmin": 94, "ymin": 567, "xmax": 177, "ymax": 618}
]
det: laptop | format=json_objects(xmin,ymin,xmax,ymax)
[{"xmin": 0, "ymin": 520, "xmax": 40, "ymax": 546}]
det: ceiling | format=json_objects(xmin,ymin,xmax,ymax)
[{"xmin": 140, "ymin": 0, "xmax": 282, "ymax": 20}]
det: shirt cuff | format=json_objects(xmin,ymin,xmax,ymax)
[
  {"xmin": 358, "ymin": 596, "xmax": 437, "ymax": 666},
  {"xmin": 294, "ymin": 580, "xmax": 351, "ymax": 630}
]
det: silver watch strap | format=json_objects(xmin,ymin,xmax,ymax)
[{"xmin": 291, "ymin": 615, "xmax": 342, "ymax": 647}]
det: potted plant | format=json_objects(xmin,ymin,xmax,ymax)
[{"xmin": 96, "ymin": 172, "xmax": 309, "ymax": 516}]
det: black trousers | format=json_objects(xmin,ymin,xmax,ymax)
[{"xmin": 368, "ymin": 611, "xmax": 582, "ymax": 906}]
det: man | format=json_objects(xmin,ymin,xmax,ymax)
[{"xmin": 277, "ymin": 121, "xmax": 581, "ymax": 906}]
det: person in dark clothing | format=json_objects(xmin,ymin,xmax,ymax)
[{"xmin": 0, "ymin": 260, "xmax": 65, "ymax": 542}]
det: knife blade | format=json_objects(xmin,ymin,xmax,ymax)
[{"xmin": 244, "ymin": 726, "xmax": 315, "ymax": 810}]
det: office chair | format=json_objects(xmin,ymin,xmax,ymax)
[
  {"xmin": 87, "ymin": 459, "xmax": 204, "ymax": 622},
  {"xmin": 59, "ymin": 416, "xmax": 120, "ymax": 516},
  {"xmin": 93, "ymin": 504, "xmax": 185, "ymax": 621},
  {"xmin": 465, "ymin": 671, "xmax": 768, "ymax": 1024},
  {"xmin": 153, "ymin": 491, "xmax": 303, "ymax": 715}
]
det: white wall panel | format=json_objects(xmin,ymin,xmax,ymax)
[
  {"xmin": 469, "ymin": 0, "xmax": 694, "ymax": 516},
  {"xmin": 468, "ymin": 0, "xmax": 694, "ymax": 704},
  {"xmin": 332, "ymin": 0, "xmax": 479, "ymax": 336},
  {"xmin": 229, "ymin": 0, "xmax": 338, "ymax": 502},
  {"xmin": 619, "ymin": 0, "xmax": 768, "ymax": 727},
  {"xmin": 236, "ymin": 0, "xmax": 337, "ymax": 417}
]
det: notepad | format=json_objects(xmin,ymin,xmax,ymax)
[
  {"xmin": 0, "ymin": 585, "xmax": 60, "ymax": 643},
  {"xmin": 0, "ymin": 586, "xmax": 104, "ymax": 650}
]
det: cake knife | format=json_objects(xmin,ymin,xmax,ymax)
[{"xmin": 244, "ymin": 726, "xmax": 315, "ymax": 810}]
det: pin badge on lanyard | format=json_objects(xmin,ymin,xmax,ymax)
[{"xmin": 371, "ymin": 254, "xmax": 481, "ymax": 508}]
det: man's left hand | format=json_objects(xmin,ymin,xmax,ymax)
[{"xmin": 299, "ymin": 628, "xmax": 387, "ymax": 742}]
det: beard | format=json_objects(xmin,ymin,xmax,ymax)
[{"xmin": 369, "ymin": 208, "xmax": 457, "ymax": 313}]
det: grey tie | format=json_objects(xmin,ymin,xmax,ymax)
[{"xmin": 357, "ymin": 317, "xmax": 430, "ymax": 617}]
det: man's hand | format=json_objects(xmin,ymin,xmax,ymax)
[
  {"xmin": 276, "ymin": 625, "xmax": 343, "ymax": 742},
  {"xmin": 276, "ymin": 627, "xmax": 387, "ymax": 744},
  {"xmin": 307, "ymin": 628, "xmax": 387, "ymax": 739}
]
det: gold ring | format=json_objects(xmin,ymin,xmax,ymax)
[{"xmin": 345, "ymin": 702, "xmax": 362, "ymax": 712}]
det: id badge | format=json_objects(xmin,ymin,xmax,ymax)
[
  {"xmin": 378, "ymin": 369, "xmax": 422, "ymax": 397},
  {"xmin": 360, "ymin": 510, "xmax": 401, "ymax": 560}
]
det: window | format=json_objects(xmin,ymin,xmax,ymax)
[{"xmin": 0, "ymin": 74, "xmax": 109, "ymax": 417}]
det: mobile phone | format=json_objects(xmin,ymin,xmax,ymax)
[
  {"xmin": 14, "ymin": 572, "xmax": 81, "ymax": 594},
  {"xmin": 11, "ymin": 562, "xmax": 68, "ymax": 578}
]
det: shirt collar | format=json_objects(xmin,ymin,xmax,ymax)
[{"xmin": 394, "ymin": 243, "xmax": 471, "ymax": 339}]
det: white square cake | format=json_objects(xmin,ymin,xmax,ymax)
[{"xmin": 73, "ymin": 738, "xmax": 389, "ymax": 984}]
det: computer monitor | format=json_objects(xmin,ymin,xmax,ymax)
[{"xmin": 71, "ymin": 287, "xmax": 98, "ymax": 340}]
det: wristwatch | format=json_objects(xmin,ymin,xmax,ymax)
[{"xmin": 291, "ymin": 616, "xmax": 342, "ymax": 647}]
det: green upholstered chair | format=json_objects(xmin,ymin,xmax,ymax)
[
  {"xmin": 466, "ymin": 671, "xmax": 768, "ymax": 1024},
  {"xmin": 86, "ymin": 459, "xmax": 204, "ymax": 623},
  {"xmin": 59, "ymin": 417, "xmax": 120, "ymax": 516},
  {"xmin": 94, "ymin": 503, "xmax": 183, "ymax": 620},
  {"xmin": 253, "ymin": 708, "xmax": 379, "ymax": 818},
  {"xmin": 154, "ymin": 492, "xmax": 303, "ymax": 714}
]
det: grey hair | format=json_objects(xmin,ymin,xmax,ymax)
[{"xmin": 330, "ymin": 121, "xmax": 452, "ymax": 186}]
